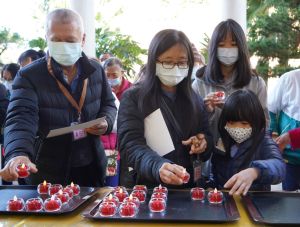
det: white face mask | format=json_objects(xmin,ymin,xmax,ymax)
[
  {"xmin": 156, "ymin": 63, "xmax": 188, "ymax": 87},
  {"xmin": 224, "ymin": 125, "xmax": 252, "ymax": 144},
  {"xmin": 217, "ymin": 47, "xmax": 238, "ymax": 66},
  {"xmin": 48, "ymin": 41, "xmax": 82, "ymax": 66}
]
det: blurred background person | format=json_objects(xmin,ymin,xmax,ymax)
[
  {"xmin": 1, "ymin": 63, "xmax": 20, "ymax": 96},
  {"xmin": 18, "ymin": 49, "xmax": 46, "ymax": 68}
]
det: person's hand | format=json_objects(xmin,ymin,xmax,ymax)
[
  {"xmin": 159, "ymin": 163, "xmax": 186, "ymax": 185},
  {"xmin": 182, "ymin": 133, "xmax": 207, "ymax": 154},
  {"xmin": 0, "ymin": 156, "xmax": 38, "ymax": 182},
  {"xmin": 204, "ymin": 92, "xmax": 225, "ymax": 112},
  {"xmin": 224, "ymin": 168, "xmax": 259, "ymax": 196},
  {"xmin": 275, "ymin": 132, "xmax": 291, "ymax": 152},
  {"xmin": 85, "ymin": 119, "xmax": 108, "ymax": 135}
]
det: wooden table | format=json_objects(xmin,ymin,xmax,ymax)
[{"xmin": 0, "ymin": 188, "xmax": 266, "ymax": 227}]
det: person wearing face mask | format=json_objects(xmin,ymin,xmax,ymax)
[
  {"xmin": 1, "ymin": 63, "xmax": 20, "ymax": 97},
  {"xmin": 190, "ymin": 43, "xmax": 205, "ymax": 82},
  {"xmin": 192, "ymin": 19, "xmax": 269, "ymax": 185},
  {"xmin": 117, "ymin": 29, "xmax": 213, "ymax": 188},
  {"xmin": 0, "ymin": 9, "xmax": 117, "ymax": 187},
  {"xmin": 103, "ymin": 57, "xmax": 132, "ymax": 100},
  {"xmin": 212, "ymin": 90, "xmax": 285, "ymax": 195}
]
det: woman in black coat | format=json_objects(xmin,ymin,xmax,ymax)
[{"xmin": 118, "ymin": 29, "xmax": 213, "ymax": 188}]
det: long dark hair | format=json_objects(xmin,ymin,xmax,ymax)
[
  {"xmin": 218, "ymin": 90, "xmax": 266, "ymax": 165},
  {"xmin": 204, "ymin": 19, "xmax": 253, "ymax": 88},
  {"xmin": 137, "ymin": 29, "xmax": 196, "ymax": 114}
]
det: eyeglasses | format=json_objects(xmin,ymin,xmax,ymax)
[{"xmin": 157, "ymin": 60, "xmax": 189, "ymax": 69}]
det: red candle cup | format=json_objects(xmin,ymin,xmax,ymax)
[
  {"xmin": 131, "ymin": 190, "xmax": 146, "ymax": 203},
  {"xmin": 151, "ymin": 192, "xmax": 167, "ymax": 201},
  {"xmin": 44, "ymin": 196, "xmax": 62, "ymax": 212},
  {"xmin": 54, "ymin": 190, "xmax": 70, "ymax": 205},
  {"xmin": 124, "ymin": 195, "xmax": 140, "ymax": 208},
  {"xmin": 113, "ymin": 188, "xmax": 128, "ymax": 203},
  {"xmin": 37, "ymin": 180, "xmax": 51, "ymax": 195},
  {"xmin": 119, "ymin": 202, "xmax": 138, "ymax": 217},
  {"xmin": 113, "ymin": 186, "xmax": 127, "ymax": 193},
  {"xmin": 67, "ymin": 182, "xmax": 80, "ymax": 196},
  {"xmin": 25, "ymin": 198, "xmax": 43, "ymax": 212},
  {"xmin": 133, "ymin": 185, "xmax": 148, "ymax": 192},
  {"xmin": 48, "ymin": 184, "xmax": 63, "ymax": 196},
  {"xmin": 208, "ymin": 188, "xmax": 223, "ymax": 204},
  {"xmin": 99, "ymin": 201, "xmax": 117, "ymax": 217},
  {"xmin": 63, "ymin": 187, "xmax": 74, "ymax": 199},
  {"xmin": 103, "ymin": 194, "xmax": 119, "ymax": 207},
  {"xmin": 7, "ymin": 196, "xmax": 24, "ymax": 211},
  {"xmin": 215, "ymin": 91, "xmax": 225, "ymax": 100},
  {"xmin": 16, "ymin": 163, "xmax": 30, "ymax": 178},
  {"xmin": 182, "ymin": 169, "xmax": 190, "ymax": 184},
  {"xmin": 149, "ymin": 198, "xmax": 166, "ymax": 213},
  {"xmin": 191, "ymin": 187, "xmax": 205, "ymax": 201},
  {"xmin": 153, "ymin": 185, "xmax": 168, "ymax": 195}
]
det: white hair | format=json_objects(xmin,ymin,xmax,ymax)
[{"xmin": 45, "ymin": 8, "xmax": 84, "ymax": 35}]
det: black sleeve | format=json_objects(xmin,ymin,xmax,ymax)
[
  {"xmin": 117, "ymin": 89, "xmax": 171, "ymax": 184},
  {"xmin": 4, "ymin": 71, "xmax": 39, "ymax": 164},
  {"xmin": 0, "ymin": 83, "xmax": 8, "ymax": 127}
]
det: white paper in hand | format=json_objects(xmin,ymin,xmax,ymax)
[{"xmin": 144, "ymin": 108, "xmax": 174, "ymax": 156}]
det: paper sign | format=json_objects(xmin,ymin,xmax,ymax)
[
  {"xmin": 144, "ymin": 109, "xmax": 174, "ymax": 156},
  {"xmin": 47, "ymin": 117, "xmax": 106, "ymax": 138}
]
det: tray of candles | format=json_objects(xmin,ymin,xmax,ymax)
[
  {"xmin": 242, "ymin": 191, "xmax": 300, "ymax": 225},
  {"xmin": 82, "ymin": 185, "xmax": 240, "ymax": 223},
  {"xmin": 0, "ymin": 181, "xmax": 98, "ymax": 215}
]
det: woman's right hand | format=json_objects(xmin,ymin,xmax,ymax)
[
  {"xmin": 159, "ymin": 163, "xmax": 186, "ymax": 185},
  {"xmin": 204, "ymin": 92, "xmax": 225, "ymax": 112}
]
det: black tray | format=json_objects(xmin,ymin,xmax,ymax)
[
  {"xmin": 242, "ymin": 191, "xmax": 300, "ymax": 225},
  {"xmin": 0, "ymin": 185, "xmax": 98, "ymax": 215},
  {"xmin": 82, "ymin": 189, "xmax": 240, "ymax": 223}
]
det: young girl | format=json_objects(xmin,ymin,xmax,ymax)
[{"xmin": 212, "ymin": 90, "xmax": 285, "ymax": 195}]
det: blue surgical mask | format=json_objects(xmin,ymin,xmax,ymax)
[
  {"xmin": 48, "ymin": 41, "xmax": 82, "ymax": 66},
  {"xmin": 108, "ymin": 77, "xmax": 121, "ymax": 87}
]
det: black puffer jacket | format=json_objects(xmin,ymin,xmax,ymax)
[
  {"xmin": 4, "ymin": 53, "xmax": 117, "ymax": 185},
  {"xmin": 118, "ymin": 86, "xmax": 213, "ymax": 188}
]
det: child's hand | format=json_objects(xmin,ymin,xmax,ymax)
[
  {"xmin": 275, "ymin": 132, "xmax": 291, "ymax": 152},
  {"xmin": 182, "ymin": 133, "xmax": 207, "ymax": 154},
  {"xmin": 223, "ymin": 168, "xmax": 259, "ymax": 196}
]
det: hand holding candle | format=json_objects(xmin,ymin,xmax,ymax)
[
  {"xmin": 159, "ymin": 163, "xmax": 187, "ymax": 185},
  {"xmin": 182, "ymin": 133, "xmax": 207, "ymax": 154}
]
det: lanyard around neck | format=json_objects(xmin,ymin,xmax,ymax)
[{"xmin": 47, "ymin": 57, "xmax": 88, "ymax": 122}]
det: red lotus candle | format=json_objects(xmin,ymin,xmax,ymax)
[
  {"xmin": 215, "ymin": 91, "xmax": 225, "ymax": 100},
  {"xmin": 151, "ymin": 192, "xmax": 167, "ymax": 201},
  {"xmin": 68, "ymin": 182, "xmax": 80, "ymax": 196},
  {"xmin": 153, "ymin": 184, "xmax": 168, "ymax": 195},
  {"xmin": 103, "ymin": 194, "xmax": 119, "ymax": 207},
  {"xmin": 182, "ymin": 169, "xmax": 190, "ymax": 184},
  {"xmin": 63, "ymin": 187, "xmax": 74, "ymax": 199},
  {"xmin": 133, "ymin": 185, "xmax": 147, "ymax": 192},
  {"xmin": 54, "ymin": 190, "xmax": 70, "ymax": 205},
  {"xmin": 113, "ymin": 186, "xmax": 127, "ymax": 193},
  {"xmin": 114, "ymin": 188, "xmax": 128, "ymax": 202},
  {"xmin": 48, "ymin": 184, "xmax": 63, "ymax": 196},
  {"xmin": 124, "ymin": 194, "xmax": 140, "ymax": 208},
  {"xmin": 131, "ymin": 190, "xmax": 146, "ymax": 203},
  {"xmin": 191, "ymin": 187, "xmax": 205, "ymax": 201},
  {"xmin": 119, "ymin": 201, "xmax": 138, "ymax": 217},
  {"xmin": 208, "ymin": 188, "xmax": 223, "ymax": 204},
  {"xmin": 44, "ymin": 195, "xmax": 62, "ymax": 212},
  {"xmin": 37, "ymin": 180, "xmax": 51, "ymax": 194},
  {"xmin": 149, "ymin": 197, "xmax": 166, "ymax": 212},
  {"xmin": 7, "ymin": 196, "xmax": 24, "ymax": 211},
  {"xmin": 25, "ymin": 198, "xmax": 43, "ymax": 212},
  {"xmin": 16, "ymin": 163, "xmax": 30, "ymax": 178},
  {"xmin": 99, "ymin": 201, "xmax": 117, "ymax": 217}
]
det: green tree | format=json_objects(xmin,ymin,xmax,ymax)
[
  {"xmin": 0, "ymin": 27, "xmax": 22, "ymax": 57},
  {"xmin": 247, "ymin": 0, "xmax": 300, "ymax": 79},
  {"xmin": 29, "ymin": 37, "xmax": 47, "ymax": 51},
  {"xmin": 95, "ymin": 27, "xmax": 147, "ymax": 78}
]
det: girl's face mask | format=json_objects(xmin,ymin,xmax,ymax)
[{"xmin": 224, "ymin": 124, "xmax": 252, "ymax": 144}]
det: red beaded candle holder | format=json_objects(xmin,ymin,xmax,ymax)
[
  {"xmin": 123, "ymin": 195, "xmax": 140, "ymax": 208},
  {"xmin": 182, "ymin": 169, "xmax": 190, "ymax": 184},
  {"xmin": 7, "ymin": 196, "xmax": 24, "ymax": 211},
  {"xmin": 153, "ymin": 184, "xmax": 168, "ymax": 195},
  {"xmin": 190, "ymin": 187, "xmax": 205, "ymax": 201},
  {"xmin": 25, "ymin": 198, "xmax": 43, "ymax": 212},
  {"xmin": 44, "ymin": 196, "xmax": 62, "ymax": 212},
  {"xmin": 99, "ymin": 201, "xmax": 117, "ymax": 217},
  {"xmin": 151, "ymin": 192, "xmax": 167, "ymax": 201},
  {"xmin": 48, "ymin": 184, "xmax": 63, "ymax": 196},
  {"xmin": 37, "ymin": 180, "xmax": 51, "ymax": 195},
  {"xmin": 113, "ymin": 188, "xmax": 128, "ymax": 203},
  {"xmin": 102, "ymin": 194, "xmax": 119, "ymax": 207},
  {"xmin": 131, "ymin": 190, "xmax": 146, "ymax": 203},
  {"xmin": 67, "ymin": 182, "xmax": 80, "ymax": 196},
  {"xmin": 54, "ymin": 190, "xmax": 70, "ymax": 205},
  {"xmin": 133, "ymin": 185, "xmax": 147, "ymax": 192}
]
